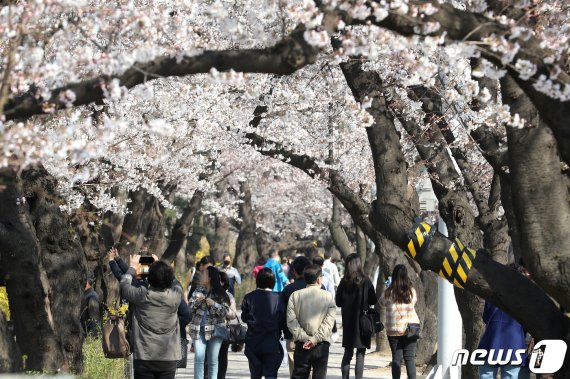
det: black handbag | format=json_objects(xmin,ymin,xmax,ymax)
[
  {"xmin": 176, "ymin": 338, "xmax": 188, "ymax": 368},
  {"xmin": 359, "ymin": 281, "xmax": 384, "ymax": 336},
  {"xmin": 227, "ymin": 316, "xmax": 247, "ymax": 344}
]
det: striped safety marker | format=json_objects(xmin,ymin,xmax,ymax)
[
  {"xmin": 405, "ymin": 222, "xmax": 433, "ymax": 259},
  {"xmin": 438, "ymin": 238, "xmax": 477, "ymax": 288}
]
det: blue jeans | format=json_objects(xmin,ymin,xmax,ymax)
[
  {"xmin": 194, "ymin": 332, "xmax": 223, "ymax": 379},
  {"xmin": 479, "ymin": 364, "xmax": 521, "ymax": 379}
]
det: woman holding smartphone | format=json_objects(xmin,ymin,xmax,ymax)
[{"xmin": 188, "ymin": 266, "xmax": 230, "ymax": 379}]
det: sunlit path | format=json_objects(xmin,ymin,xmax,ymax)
[{"xmin": 176, "ymin": 310, "xmax": 398, "ymax": 378}]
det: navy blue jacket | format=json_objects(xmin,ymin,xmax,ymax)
[
  {"xmin": 478, "ymin": 302, "xmax": 527, "ymax": 364},
  {"xmin": 242, "ymin": 289, "xmax": 284, "ymax": 354}
]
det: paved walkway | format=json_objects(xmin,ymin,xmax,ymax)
[{"xmin": 176, "ymin": 310, "xmax": 397, "ymax": 378}]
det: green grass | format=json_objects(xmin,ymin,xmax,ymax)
[
  {"xmin": 81, "ymin": 337, "xmax": 126, "ymax": 379},
  {"xmin": 234, "ymin": 278, "xmax": 256, "ymax": 308}
]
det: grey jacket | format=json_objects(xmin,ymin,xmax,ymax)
[{"xmin": 120, "ymin": 267, "xmax": 182, "ymax": 361}]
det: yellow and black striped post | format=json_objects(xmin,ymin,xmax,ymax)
[{"xmin": 438, "ymin": 238, "xmax": 477, "ymax": 288}]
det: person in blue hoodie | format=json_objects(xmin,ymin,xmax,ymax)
[
  {"xmin": 264, "ymin": 250, "xmax": 289, "ymax": 292},
  {"xmin": 478, "ymin": 300, "xmax": 527, "ymax": 379}
]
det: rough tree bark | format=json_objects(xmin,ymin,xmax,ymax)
[
  {"xmin": 329, "ymin": 196, "xmax": 353, "ymax": 258},
  {"xmin": 0, "ymin": 310, "xmax": 21, "ymax": 372},
  {"xmin": 234, "ymin": 181, "xmax": 260, "ymax": 274},
  {"xmin": 162, "ymin": 191, "xmax": 204, "ymax": 263},
  {"xmin": 0, "ymin": 166, "xmax": 78, "ymax": 372},
  {"xmin": 21, "ymin": 166, "xmax": 89, "ymax": 373}
]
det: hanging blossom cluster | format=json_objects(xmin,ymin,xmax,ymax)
[{"xmin": 0, "ymin": 0, "xmax": 568, "ymax": 234}]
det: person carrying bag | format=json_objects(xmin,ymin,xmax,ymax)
[
  {"xmin": 380, "ymin": 264, "xmax": 420, "ymax": 379},
  {"xmin": 336, "ymin": 253, "xmax": 379, "ymax": 379}
]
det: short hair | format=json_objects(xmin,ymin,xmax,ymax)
[
  {"xmin": 312, "ymin": 256, "xmax": 325, "ymax": 267},
  {"xmin": 324, "ymin": 250, "xmax": 332, "ymax": 260},
  {"xmin": 269, "ymin": 249, "xmax": 279, "ymax": 258},
  {"xmin": 256, "ymin": 268, "xmax": 276, "ymax": 289},
  {"xmin": 223, "ymin": 253, "xmax": 231, "ymax": 260},
  {"xmin": 147, "ymin": 261, "xmax": 175, "ymax": 290},
  {"xmin": 303, "ymin": 264, "xmax": 322, "ymax": 285},
  {"xmin": 200, "ymin": 255, "xmax": 215, "ymax": 266},
  {"xmin": 291, "ymin": 256, "xmax": 311, "ymax": 277}
]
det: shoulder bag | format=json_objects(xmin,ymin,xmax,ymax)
[
  {"xmin": 226, "ymin": 315, "xmax": 247, "ymax": 344},
  {"xmin": 102, "ymin": 315, "xmax": 131, "ymax": 358},
  {"xmin": 359, "ymin": 280, "xmax": 384, "ymax": 336}
]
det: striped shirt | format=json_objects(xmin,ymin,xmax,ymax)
[{"xmin": 380, "ymin": 288, "xmax": 420, "ymax": 336}]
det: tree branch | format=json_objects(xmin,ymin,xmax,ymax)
[
  {"xmin": 3, "ymin": 27, "xmax": 319, "ymax": 121},
  {"xmin": 321, "ymin": 1, "xmax": 570, "ymax": 147}
]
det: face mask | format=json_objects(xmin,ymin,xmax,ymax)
[{"xmin": 224, "ymin": 261, "xmax": 231, "ymax": 266}]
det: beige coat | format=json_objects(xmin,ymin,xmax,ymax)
[{"xmin": 286, "ymin": 284, "xmax": 336, "ymax": 344}]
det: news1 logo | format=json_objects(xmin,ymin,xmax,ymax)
[
  {"xmin": 451, "ymin": 340, "xmax": 567, "ymax": 374},
  {"xmin": 529, "ymin": 340, "xmax": 567, "ymax": 374}
]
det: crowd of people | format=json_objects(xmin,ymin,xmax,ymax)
[
  {"xmin": 79, "ymin": 248, "xmax": 423, "ymax": 379},
  {"xmin": 80, "ymin": 246, "xmax": 546, "ymax": 379}
]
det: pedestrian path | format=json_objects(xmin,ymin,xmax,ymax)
[
  {"xmin": 175, "ymin": 341, "xmax": 393, "ymax": 378},
  {"xmin": 175, "ymin": 310, "xmax": 396, "ymax": 378}
]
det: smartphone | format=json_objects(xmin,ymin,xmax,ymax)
[{"xmin": 139, "ymin": 256, "xmax": 155, "ymax": 265}]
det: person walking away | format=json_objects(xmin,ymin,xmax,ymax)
[
  {"xmin": 119, "ymin": 255, "xmax": 182, "ymax": 379},
  {"xmin": 252, "ymin": 256, "xmax": 267, "ymax": 278},
  {"xmin": 219, "ymin": 253, "xmax": 242, "ymax": 296},
  {"xmin": 312, "ymin": 256, "xmax": 335, "ymax": 298},
  {"xmin": 380, "ymin": 264, "xmax": 420, "ymax": 379},
  {"xmin": 280, "ymin": 256, "xmax": 312, "ymax": 376},
  {"xmin": 80, "ymin": 277, "xmax": 101, "ymax": 337},
  {"xmin": 336, "ymin": 253, "xmax": 377, "ymax": 379},
  {"xmin": 189, "ymin": 266, "xmax": 230, "ymax": 379},
  {"xmin": 287, "ymin": 264, "xmax": 336, "ymax": 379},
  {"xmin": 217, "ymin": 271, "xmax": 237, "ymax": 379},
  {"xmin": 264, "ymin": 250, "xmax": 289, "ymax": 292},
  {"xmin": 242, "ymin": 268, "xmax": 284, "ymax": 379},
  {"xmin": 477, "ymin": 301, "xmax": 527, "ymax": 379},
  {"xmin": 323, "ymin": 251, "xmax": 341, "ymax": 289}
]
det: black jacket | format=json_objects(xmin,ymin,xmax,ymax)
[
  {"xmin": 336, "ymin": 277, "xmax": 376, "ymax": 349},
  {"xmin": 242, "ymin": 289, "xmax": 284, "ymax": 354}
]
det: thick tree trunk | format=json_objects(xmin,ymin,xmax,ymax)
[
  {"xmin": 502, "ymin": 75, "xmax": 570, "ymax": 311},
  {"xmin": 329, "ymin": 196, "xmax": 353, "ymax": 258},
  {"xmin": 0, "ymin": 167, "xmax": 66, "ymax": 372},
  {"xmin": 119, "ymin": 188, "xmax": 157, "ymax": 257},
  {"xmin": 207, "ymin": 215, "xmax": 230, "ymax": 264},
  {"xmin": 162, "ymin": 191, "xmax": 203, "ymax": 263},
  {"xmin": 235, "ymin": 181, "xmax": 260, "ymax": 274},
  {"xmin": 21, "ymin": 166, "xmax": 89, "ymax": 373}
]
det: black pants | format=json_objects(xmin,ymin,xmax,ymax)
[
  {"xmin": 388, "ymin": 336, "xmax": 417, "ymax": 379},
  {"xmin": 341, "ymin": 348, "xmax": 366, "ymax": 379},
  {"xmin": 291, "ymin": 342, "xmax": 329, "ymax": 379},
  {"xmin": 133, "ymin": 360, "xmax": 177, "ymax": 379},
  {"xmin": 218, "ymin": 341, "xmax": 229, "ymax": 379}
]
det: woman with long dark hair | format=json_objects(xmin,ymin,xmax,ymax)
[
  {"xmin": 380, "ymin": 264, "xmax": 420, "ymax": 379},
  {"xmin": 335, "ymin": 253, "xmax": 377, "ymax": 379},
  {"xmin": 217, "ymin": 271, "xmax": 237, "ymax": 379},
  {"xmin": 189, "ymin": 265, "xmax": 230, "ymax": 379}
]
